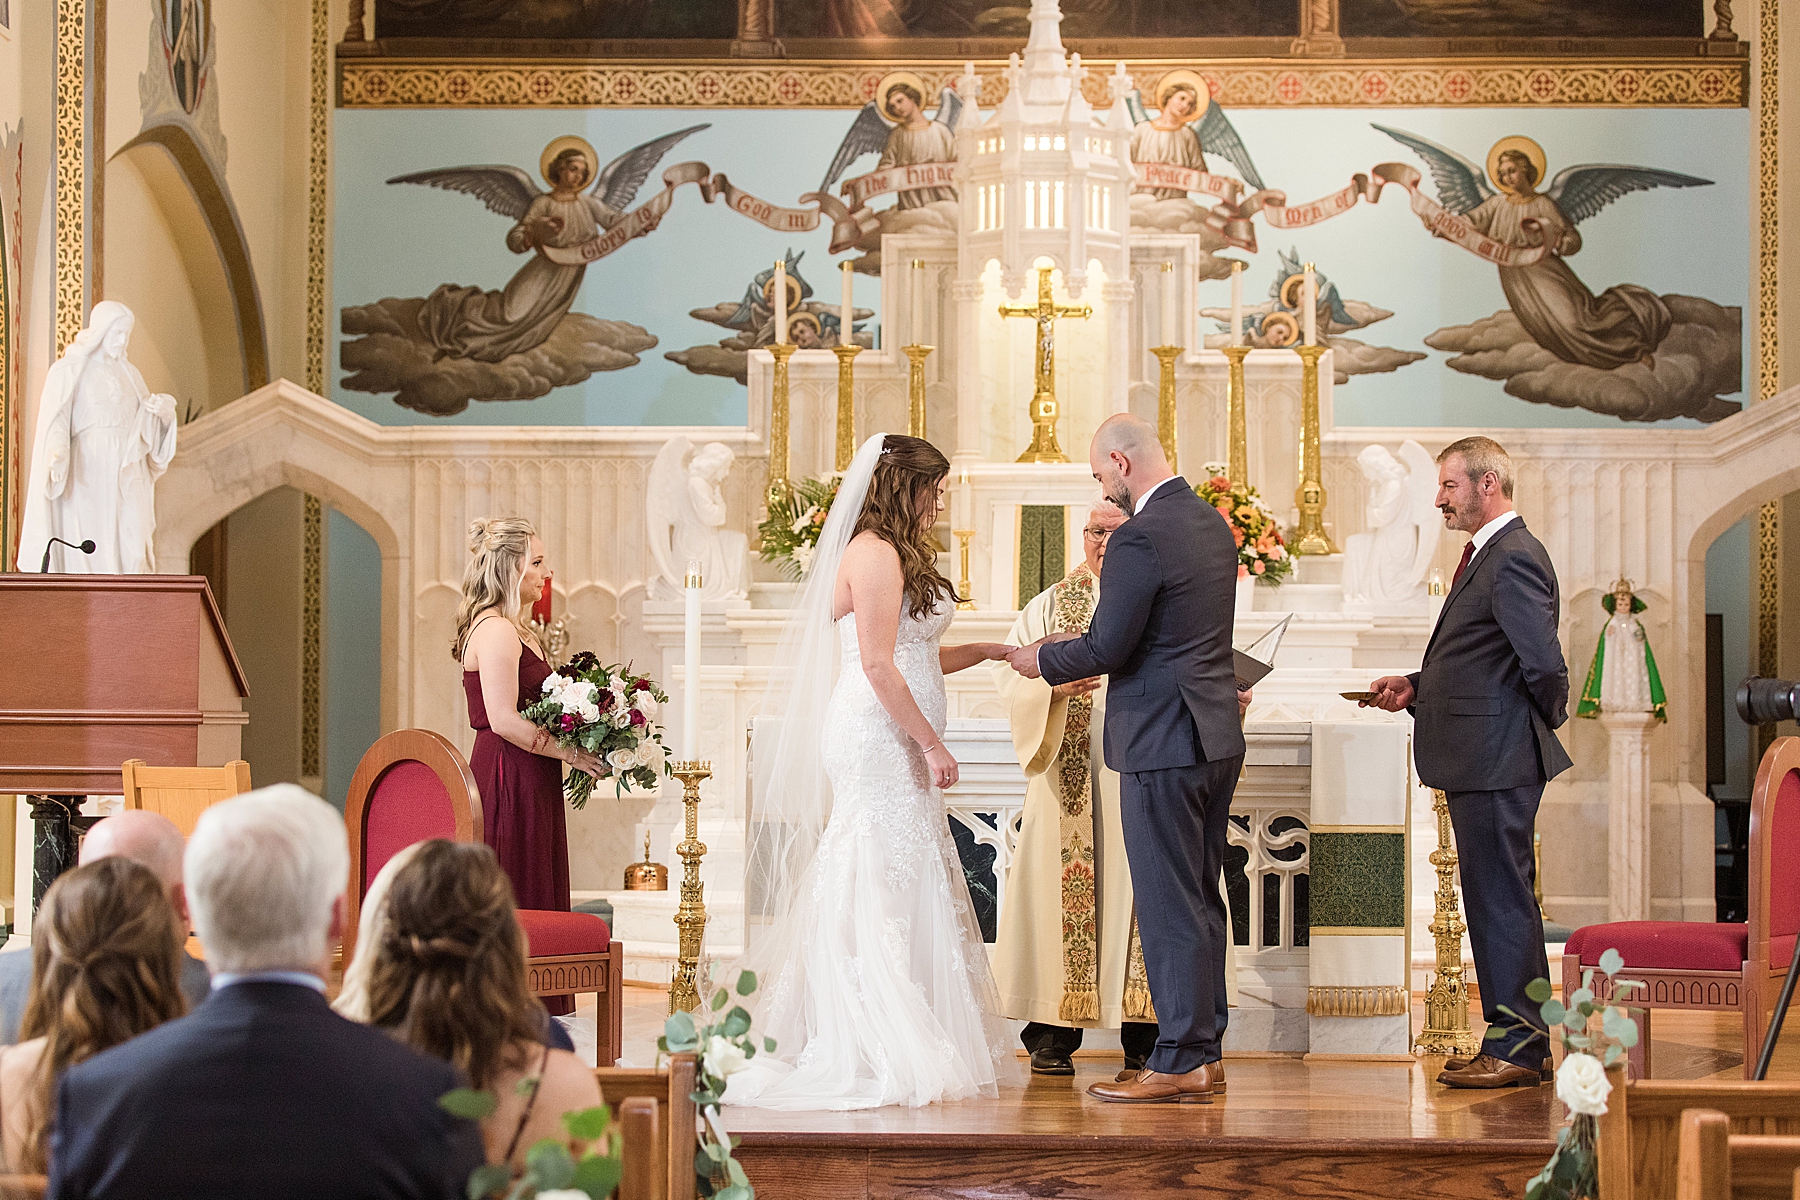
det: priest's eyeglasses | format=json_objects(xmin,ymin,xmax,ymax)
[{"xmin": 1082, "ymin": 525, "xmax": 1115, "ymax": 542}]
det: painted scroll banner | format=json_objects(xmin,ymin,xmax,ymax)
[
  {"xmin": 539, "ymin": 161, "xmax": 862, "ymax": 266},
  {"xmin": 1136, "ymin": 161, "xmax": 1552, "ymax": 268}
]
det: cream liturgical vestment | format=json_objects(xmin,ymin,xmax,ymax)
[{"xmin": 992, "ymin": 565, "xmax": 1236, "ymax": 1030}]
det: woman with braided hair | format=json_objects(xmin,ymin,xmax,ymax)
[
  {"xmin": 363, "ymin": 840, "xmax": 600, "ymax": 1170},
  {"xmin": 0, "ymin": 857, "xmax": 188, "ymax": 1172}
]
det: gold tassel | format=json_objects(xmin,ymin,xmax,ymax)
[
  {"xmin": 1123, "ymin": 912, "xmax": 1157, "ymax": 1022},
  {"xmin": 1059, "ymin": 988, "xmax": 1101, "ymax": 1022}
]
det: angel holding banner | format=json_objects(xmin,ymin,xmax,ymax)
[
  {"xmin": 1375, "ymin": 128, "xmax": 1710, "ymax": 372},
  {"xmin": 819, "ymin": 72, "xmax": 963, "ymax": 264},
  {"xmin": 389, "ymin": 126, "xmax": 705, "ymax": 363},
  {"xmin": 1126, "ymin": 71, "xmax": 1265, "ymax": 200}
]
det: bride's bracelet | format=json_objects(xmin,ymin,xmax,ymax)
[{"xmin": 918, "ymin": 740, "xmax": 942, "ymax": 755}]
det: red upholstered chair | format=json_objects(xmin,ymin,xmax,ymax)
[
  {"xmin": 343, "ymin": 729, "xmax": 625, "ymax": 1066},
  {"xmin": 1562, "ymin": 734, "xmax": 1800, "ymax": 1080}
]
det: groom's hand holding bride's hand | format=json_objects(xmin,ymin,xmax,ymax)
[{"xmin": 1005, "ymin": 632, "xmax": 1077, "ymax": 679}]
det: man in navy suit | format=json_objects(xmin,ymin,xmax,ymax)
[
  {"xmin": 48, "ymin": 786, "xmax": 485, "ymax": 1199},
  {"xmin": 1007, "ymin": 414, "xmax": 1244, "ymax": 1104},
  {"xmin": 1366, "ymin": 435, "xmax": 1571, "ymax": 1090}
]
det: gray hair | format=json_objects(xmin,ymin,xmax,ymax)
[
  {"xmin": 185, "ymin": 785, "xmax": 348, "ymax": 975},
  {"xmin": 1436, "ymin": 435, "xmax": 1513, "ymax": 499}
]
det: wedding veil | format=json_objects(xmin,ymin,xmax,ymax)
[{"xmin": 742, "ymin": 432, "xmax": 887, "ymax": 962}]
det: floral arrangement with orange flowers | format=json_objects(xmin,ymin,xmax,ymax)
[{"xmin": 1196, "ymin": 464, "xmax": 1293, "ymax": 587}]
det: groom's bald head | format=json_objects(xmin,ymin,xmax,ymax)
[{"xmin": 1089, "ymin": 414, "xmax": 1173, "ymax": 513}]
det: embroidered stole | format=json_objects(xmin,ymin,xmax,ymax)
[{"xmin": 1050, "ymin": 567, "xmax": 1155, "ymax": 1024}]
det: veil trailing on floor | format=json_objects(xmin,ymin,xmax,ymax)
[{"xmin": 741, "ymin": 433, "xmax": 887, "ymax": 964}]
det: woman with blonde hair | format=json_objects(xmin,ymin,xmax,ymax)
[
  {"xmin": 365, "ymin": 840, "xmax": 601, "ymax": 1170},
  {"xmin": 456, "ymin": 517, "xmax": 602, "ymax": 1014},
  {"xmin": 727, "ymin": 434, "xmax": 1020, "ymax": 1110},
  {"xmin": 0, "ymin": 857, "xmax": 188, "ymax": 1171}
]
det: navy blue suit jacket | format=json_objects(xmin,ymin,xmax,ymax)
[
  {"xmin": 48, "ymin": 981, "xmax": 484, "ymax": 1200},
  {"xmin": 1038, "ymin": 478, "xmax": 1245, "ymax": 770},
  {"xmin": 1407, "ymin": 517, "xmax": 1573, "ymax": 792}
]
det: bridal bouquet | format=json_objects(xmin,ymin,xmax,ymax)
[
  {"xmin": 756, "ymin": 471, "xmax": 842, "ymax": 578},
  {"xmin": 521, "ymin": 651, "xmax": 671, "ymax": 808},
  {"xmin": 1197, "ymin": 465, "xmax": 1293, "ymax": 586}
]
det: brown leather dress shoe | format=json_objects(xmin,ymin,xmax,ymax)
[
  {"xmin": 1116, "ymin": 1061, "xmax": 1227, "ymax": 1091},
  {"xmin": 1437, "ymin": 1053, "xmax": 1542, "ymax": 1089},
  {"xmin": 1442, "ymin": 1054, "xmax": 1553, "ymax": 1082},
  {"xmin": 1088, "ymin": 1062, "xmax": 1219, "ymax": 1104}
]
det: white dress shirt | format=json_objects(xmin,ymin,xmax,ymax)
[
  {"xmin": 1132, "ymin": 474, "xmax": 1183, "ymax": 515},
  {"xmin": 1469, "ymin": 510, "xmax": 1520, "ymax": 555}
]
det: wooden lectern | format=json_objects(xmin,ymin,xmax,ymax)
[{"xmin": 0, "ymin": 575, "xmax": 247, "ymax": 913}]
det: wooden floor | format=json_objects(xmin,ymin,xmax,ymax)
[{"xmin": 595, "ymin": 988, "xmax": 1800, "ymax": 1199}]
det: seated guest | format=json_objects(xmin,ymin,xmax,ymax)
[
  {"xmin": 334, "ymin": 843, "xmax": 573, "ymax": 1054},
  {"xmin": 47, "ymin": 786, "xmax": 485, "ymax": 1200},
  {"xmin": 0, "ymin": 858, "xmax": 188, "ymax": 1173},
  {"xmin": 0, "ymin": 810, "xmax": 210, "ymax": 1044},
  {"xmin": 364, "ymin": 840, "xmax": 601, "ymax": 1171}
]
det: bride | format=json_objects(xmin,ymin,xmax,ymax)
[{"xmin": 725, "ymin": 434, "xmax": 1023, "ymax": 1110}]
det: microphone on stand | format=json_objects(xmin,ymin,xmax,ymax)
[{"xmin": 39, "ymin": 538, "xmax": 97, "ymax": 573}]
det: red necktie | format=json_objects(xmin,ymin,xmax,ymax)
[{"xmin": 1451, "ymin": 540, "xmax": 1475, "ymax": 587}]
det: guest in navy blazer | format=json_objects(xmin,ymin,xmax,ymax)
[
  {"xmin": 1366, "ymin": 436, "xmax": 1571, "ymax": 1091},
  {"xmin": 48, "ymin": 786, "xmax": 484, "ymax": 1200}
]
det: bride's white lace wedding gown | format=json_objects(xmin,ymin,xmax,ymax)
[{"xmin": 723, "ymin": 598, "xmax": 1019, "ymax": 1110}]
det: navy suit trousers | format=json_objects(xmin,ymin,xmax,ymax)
[
  {"xmin": 1447, "ymin": 783, "xmax": 1552, "ymax": 1068},
  {"xmin": 1120, "ymin": 755, "xmax": 1242, "ymax": 1075}
]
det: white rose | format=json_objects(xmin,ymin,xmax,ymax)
[
  {"xmin": 705, "ymin": 1035, "xmax": 750, "ymax": 1078},
  {"xmin": 1555, "ymin": 1052, "xmax": 1611, "ymax": 1116},
  {"xmin": 607, "ymin": 748, "xmax": 638, "ymax": 773},
  {"xmin": 633, "ymin": 691, "xmax": 659, "ymax": 721},
  {"xmin": 577, "ymin": 702, "xmax": 600, "ymax": 724},
  {"xmin": 791, "ymin": 544, "xmax": 814, "ymax": 570},
  {"xmin": 611, "ymin": 709, "xmax": 634, "ymax": 730},
  {"xmin": 633, "ymin": 741, "xmax": 661, "ymax": 769},
  {"xmin": 541, "ymin": 672, "xmax": 567, "ymax": 694}
]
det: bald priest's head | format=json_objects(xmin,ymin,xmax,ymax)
[
  {"xmin": 80, "ymin": 809, "xmax": 191, "ymax": 925},
  {"xmin": 1088, "ymin": 413, "xmax": 1172, "ymax": 515}
]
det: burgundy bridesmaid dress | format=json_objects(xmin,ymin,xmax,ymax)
[{"xmin": 464, "ymin": 641, "xmax": 573, "ymax": 1014}]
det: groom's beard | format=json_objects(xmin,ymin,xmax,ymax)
[{"xmin": 1106, "ymin": 486, "xmax": 1132, "ymax": 515}]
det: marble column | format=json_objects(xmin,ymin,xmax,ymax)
[{"xmin": 1600, "ymin": 711, "xmax": 1659, "ymax": 922}]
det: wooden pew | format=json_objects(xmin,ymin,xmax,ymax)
[
  {"xmin": 1598, "ymin": 1066, "xmax": 1800, "ymax": 1200},
  {"xmin": 1677, "ymin": 1109, "xmax": 1800, "ymax": 1200},
  {"xmin": 596, "ymin": 1053, "xmax": 698, "ymax": 1200}
]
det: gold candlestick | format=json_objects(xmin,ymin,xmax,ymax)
[
  {"xmin": 1223, "ymin": 344, "xmax": 1251, "ymax": 487},
  {"xmin": 1291, "ymin": 342, "xmax": 1336, "ymax": 555},
  {"xmin": 954, "ymin": 529, "xmax": 976, "ymax": 610},
  {"xmin": 903, "ymin": 344, "xmax": 933, "ymax": 441},
  {"xmin": 831, "ymin": 343, "xmax": 862, "ymax": 471},
  {"xmin": 1151, "ymin": 345, "xmax": 1181, "ymax": 471},
  {"xmin": 766, "ymin": 343, "xmax": 796, "ymax": 511},
  {"xmin": 668, "ymin": 760, "xmax": 713, "ymax": 1015},
  {"xmin": 1415, "ymin": 787, "xmax": 1481, "ymax": 1056}
]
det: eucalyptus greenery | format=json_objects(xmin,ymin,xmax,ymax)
[
  {"xmin": 659, "ymin": 969, "xmax": 774, "ymax": 1200},
  {"xmin": 439, "ymin": 1077, "xmax": 622, "ymax": 1200},
  {"xmin": 1490, "ymin": 946, "xmax": 1642, "ymax": 1200}
]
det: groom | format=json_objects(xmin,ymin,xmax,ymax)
[{"xmin": 1007, "ymin": 414, "xmax": 1244, "ymax": 1104}]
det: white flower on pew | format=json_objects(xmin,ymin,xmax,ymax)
[
  {"xmin": 705, "ymin": 1034, "xmax": 750, "ymax": 1078},
  {"xmin": 1555, "ymin": 1051, "xmax": 1611, "ymax": 1116}
]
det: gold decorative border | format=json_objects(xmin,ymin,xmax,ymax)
[
  {"xmin": 1753, "ymin": 1, "xmax": 1778, "ymax": 760},
  {"xmin": 301, "ymin": 493, "xmax": 323, "ymax": 780},
  {"xmin": 307, "ymin": 0, "xmax": 329, "ymax": 395},
  {"xmin": 339, "ymin": 57, "xmax": 1746, "ymax": 109},
  {"xmin": 54, "ymin": 0, "xmax": 85, "ymax": 355}
]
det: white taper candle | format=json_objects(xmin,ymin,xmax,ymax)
[
  {"xmin": 1302, "ymin": 262, "xmax": 1317, "ymax": 347},
  {"xmin": 911, "ymin": 259, "xmax": 925, "ymax": 344},
  {"xmin": 1160, "ymin": 261, "xmax": 1175, "ymax": 346},
  {"xmin": 840, "ymin": 260, "xmax": 854, "ymax": 346},
  {"xmin": 1230, "ymin": 261, "xmax": 1244, "ymax": 347},
  {"xmin": 683, "ymin": 560, "xmax": 702, "ymax": 759},
  {"xmin": 773, "ymin": 259, "xmax": 788, "ymax": 345}
]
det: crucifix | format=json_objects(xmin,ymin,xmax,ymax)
[{"xmin": 999, "ymin": 265, "xmax": 1091, "ymax": 463}]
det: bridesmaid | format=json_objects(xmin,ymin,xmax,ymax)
[{"xmin": 454, "ymin": 518, "xmax": 603, "ymax": 1013}]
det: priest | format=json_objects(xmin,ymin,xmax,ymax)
[{"xmin": 992, "ymin": 494, "xmax": 1243, "ymax": 1078}]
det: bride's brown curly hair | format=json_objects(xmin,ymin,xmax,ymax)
[{"xmin": 854, "ymin": 435, "xmax": 955, "ymax": 620}]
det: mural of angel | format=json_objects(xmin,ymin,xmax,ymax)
[
  {"xmin": 1374, "ymin": 127, "xmax": 1710, "ymax": 372},
  {"xmin": 821, "ymin": 73, "xmax": 962, "ymax": 209},
  {"xmin": 389, "ymin": 126, "xmax": 706, "ymax": 363},
  {"xmin": 1124, "ymin": 70, "xmax": 1265, "ymax": 199},
  {"xmin": 646, "ymin": 436, "xmax": 748, "ymax": 602},
  {"xmin": 1341, "ymin": 441, "xmax": 1441, "ymax": 615},
  {"xmin": 1199, "ymin": 250, "xmax": 1425, "ymax": 384},
  {"xmin": 665, "ymin": 252, "xmax": 874, "ymax": 383}
]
